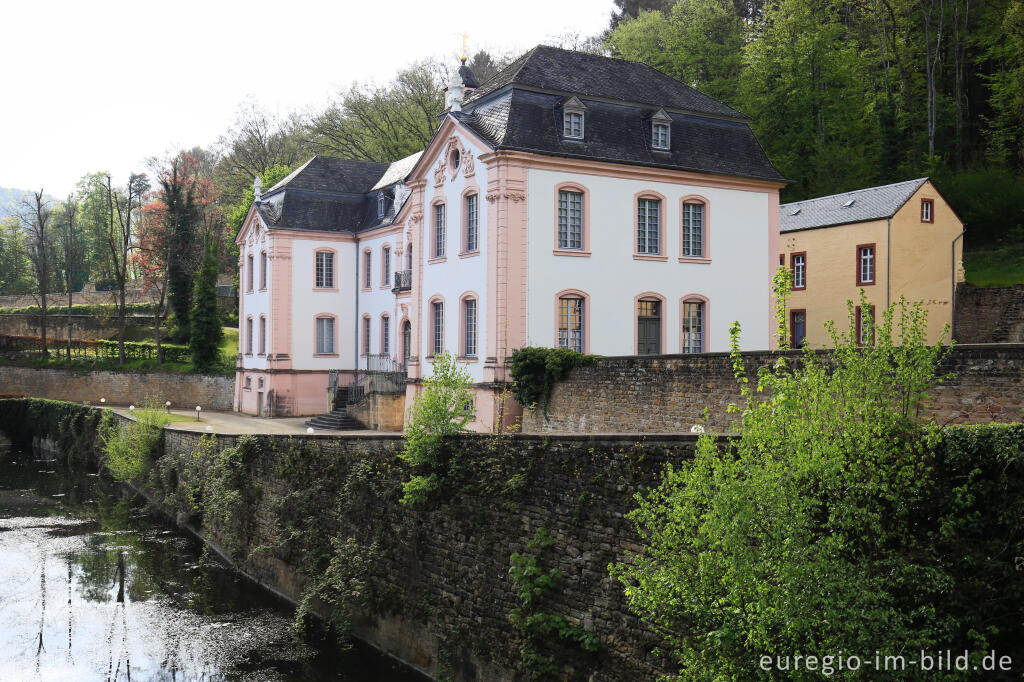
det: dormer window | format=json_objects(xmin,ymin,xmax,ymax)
[
  {"xmin": 651, "ymin": 109, "xmax": 672, "ymax": 150},
  {"xmin": 562, "ymin": 96, "xmax": 586, "ymax": 140},
  {"xmin": 377, "ymin": 192, "xmax": 388, "ymax": 218}
]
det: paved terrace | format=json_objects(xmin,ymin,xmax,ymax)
[{"xmin": 107, "ymin": 406, "xmax": 385, "ymax": 437}]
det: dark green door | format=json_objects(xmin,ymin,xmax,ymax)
[{"xmin": 637, "ymin": 300, "xmax": 661, "ymax": 355}]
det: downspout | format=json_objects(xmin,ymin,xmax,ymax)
[
  {"xmin": 354, "ymin": 236, "xmax": 361, "ymax": 376},
  {"xmin": 886, "ymin": 218, "xmax": 892, "ymax": 309},
  {"xmin": 951, "ymin": 226, "xmax": 966, "ymax": 339}
]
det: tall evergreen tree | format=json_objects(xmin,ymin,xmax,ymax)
[
  {"xmin": 189, "ymin": 238, "xmax": 223, "ymax": 373},
  {"xmin": 159, "ymin": 158, "xmax": 200, "ymax": 343}
]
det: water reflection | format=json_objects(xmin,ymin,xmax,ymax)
[{"xmin": 0, "ymin": 452, "xmax": 426, "ymax": 682}]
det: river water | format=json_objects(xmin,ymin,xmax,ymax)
[{"xmin": 0, "ymin": 448, "xmax": 427, "ymax": 682}]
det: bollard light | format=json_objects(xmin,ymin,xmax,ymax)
[
  {"xmin": 100, "ymin": 398, "xmax": 106, "ymax": 405},
  {"xmin": 205, "ymin": 425, "xmax": 213, "ymax": 432},
  {"xmin": 195, "ymin": 405, "xmax": 202, "ymax": 422},
  {"xmin": 307, "ymin": 427, "xmax": 314, "ymax": 434},
  {"xmin": 129, "ymin": 405, "xmax": 135, "ymax": 411},
  {"xmin": 165, "ymin": 400, "xmax": 171, "ymax": 414}
]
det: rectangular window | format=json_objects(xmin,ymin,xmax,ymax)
[
  {"xmin": 792, "ymin": 252, "xmax": 806, "ymax": 289},
  {"xmin": 363, "ymin": 251, "xmax": 372, "ymax": 289},
  {"xmin": 637, "ymin": 198, "xmax": 661, "ymax": 254},
  {"xmin": 434, "ymin": 204, "xmax": 446, "ymax": 258},
  {"xmin": 564, "ymin": 111, "xmax": 583, "ymax": 139},
  {"xmin": 465, "ymin": 194, "xmax": 478, "ymax": 252},
  {"xmin": 245, "ymin": 317, "xmax": 253, "ymax": 354},
  {"xmin": 921, "ymin": 198, "xmax": 934, "ymax": 223},
  {"xmin": 260, "ymin": 251, "xmax": 267, "ymax": 289},
  {"xmin": 363, "ymin": 317, "xmax": 371, "ymax": 354},
  {"xmin": 315, "ymin": 251, "xmax": 334, "ymax": 288},
  {"xmin": 682, "ymin": 203, "xmax": 704, "ymax": 257},
  {"xmin": 653, "ymin": 122, "xmax": 670, "ymax": 149},
  {"xmin": 558, "ymin": 190, "xmax": 583, "ymax": 250},
  {"xmin": 432, "ymin": 301, "xmax": 444, "ymax": 355},
  {"xmin": 464, "ymin": 299, "xmax": 477, "ymax": 357},
  {"xmin": 557, "ymin": 297, "xmax": 584, "ymax": 353},
  {"xmin": 382, "ymin": 247, "xmax": 390, "ymax": 286},
  {"xmin": 857, "ymin": 245, "xmax": 875, "ymax": 285},
  {"xmin": 681, "ymin": 302, "xmax": 704, "ymax": 353},
  {"xmin": 316, "ymin": 317, "xmax": 335, "ymax": 355},
  {"xmin": 791, "ymin": 310, "xmax": 806, "ymax": 348},
  {"xmin": 382, "ymin": 317, "xmax": 390, "ymax": 354},
  {"xmin": 259, "ymin": 317, "xmax": 266, "ymax": 354},
  {"xmin": 247, "ymin": 254, "xmax": 254, "ymax": 292}
]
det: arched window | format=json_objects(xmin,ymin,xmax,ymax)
[
  {"xmin": 554, "ymin": 182, "xmax": 590, "ymax": 255},
  {"xmin": 464, "ymin": 192, "xmax": 479, "ymax": 253},
  {"xmin": 362, "ymin": 314, "xmax": 372, "ymax": 355},
  {"xmin": 459, "ymin": 292, "xmax": 479, "ymax": 359},
  {"xmin": 315, "ymin": 315, "xmax": 336, "ymax": 355},
  {"xmin": 246, "ymin": 253, "xmax": 254, "ymax": 292},
  {"xmin": 432, "ymin": 202, "xmax": 447, "ymax": 259},
  {"xmin": 680, "ymin": 195, "xmax": 710, "ymax": 261},
  {"xmin": 245, "ymin": 316, "xmax": 253, "ymax": 355},
  {"xmin": 258, "ymin": 315, "xmax": 266, "ymax": 355},
  {"xmin": 428, "ymin": 296, "xmax": 445, "ymax": 356},
  {"xmin": 680, "ymin": 295, "xmax": 709, "ymax": 353},
  {"xmin": 555, "ymin": 289, "xmax": 589, "ymax": 353},
  {"xmin": 314, "ymin": 249, "xmax": 336, "ymax": 289},
  {"xmin": 635, "ymin": 191, "xmax": 667, "ymax": 259},
  {"xmin": 259, "ymin": 250, "xmax": 267, "ymax": 289},
  {"xmin": 406, "ymin": 242, "xmax": 413, "ymax": 270},
  {"xmin": 363, "ymin": 249, "xmax": 372, "ymax": 290},
  {"xmin": 377, "ymin": 192, "xmax": 388, "ymax": 218},
  {"xmin": 381, "ymin": 245, "xmax": 391, "ymax": 287},
  {"xmin": 381, "ymin": 314, "xmax": 391, "ymax": 355}
]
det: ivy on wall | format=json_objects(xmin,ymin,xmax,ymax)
[{"xmin": 509, "ymin": 347, "xmax": 598, "ymax": 417}]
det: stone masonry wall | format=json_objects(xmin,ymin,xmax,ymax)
[
  {"xmin": 0, "ymin": 314, "xmax": 155, "ymax": 339},
  {"xmin": 523, "ymin": 344, "xmax": 1024, "ymax": 434},
  {"xmin": 0, "ymin": 365, "xmax": 233, "ymax": 410},
  {"xmin": 0, "ymin": 288, "xmax": 148, "ymax": 310},
  {"xmin": 156, "ymin": 428, "xmax": 693, "ymax": 681},
  {"xmin": 347, "ymin": 392, "xmax": 406, "ymax": 431},
  {"xmin": 955, "ymin": 283, "xmax": 1024, "ymax": 344}
]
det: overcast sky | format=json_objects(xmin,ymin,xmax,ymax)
[{"xmin": 0, "ymin": 0, "xmax": 614, "ymax": 197}]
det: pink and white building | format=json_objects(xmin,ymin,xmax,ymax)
[{"xmin": 234, "ymin": 46, "xmax": 786, "ymax": 430}]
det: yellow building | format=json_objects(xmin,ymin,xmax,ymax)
[{"xmin": 780, "ymin": 178, "xmax": 965, "ymax": 347}]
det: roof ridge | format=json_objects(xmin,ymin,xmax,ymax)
[{"xmin": 782, "ymin": 177, "xmax": 928, "ymax": 206}]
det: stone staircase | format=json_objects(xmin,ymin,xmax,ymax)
[{"xmin": 303, "ymin": 385, "xmax": 365, "ymax": 431}]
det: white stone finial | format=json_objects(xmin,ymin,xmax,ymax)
[
  {"xmin": 253, "ymin": 176, "xmax": 263, "ymax": 201},
  {"xmin": 447, "ymin": 71, "xmax": 465, "ymax": 112}
]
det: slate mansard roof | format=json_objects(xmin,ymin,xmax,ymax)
[
  {"xmin": 256, "ymin": 155, "xmax": 417, "ymax": 233},
  {"xmin": 454, "ymin": 45, "xmax": 785, "ymax": 183},
  {"xmin": 780, "ymin": 178, "xmax": 930, "ymax": 232}
]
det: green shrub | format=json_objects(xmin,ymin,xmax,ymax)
[
  {"xmin": 98, "ymin": 400, "xmax": 172, "ymax": 481},
  {"xmin": 609, "ymin": 288, "xmax": 1024, "ymax": 680},
  {"xmin": 399, "ymin": 350, "xmax": 474, "ymax": 505},
  {"xmin": 509, "ymin": 347, "xmax": 598, "ymax": 416},
  {"xmin": 0, "ymin": 302, "xmax": 157, "ymax": 316},
  {"xmin": 0, "ymin": 398, "xmax": 102, "ymax": 464}
]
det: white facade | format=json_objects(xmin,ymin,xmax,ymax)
[{"xmin": 525, "ymin": 169, "xmax": 773, "ymax": 354}]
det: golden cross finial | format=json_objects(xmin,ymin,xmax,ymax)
[{"xmin": 460, "ymin": 32, "xmax": 469, "ymax": 63}]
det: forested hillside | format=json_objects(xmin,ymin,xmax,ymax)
[{"xmin": 606, "ymin": 0, "xmax": 1024, "ymax": 245}]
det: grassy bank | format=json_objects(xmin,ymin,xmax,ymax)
[{"xmin": 964, "ymin": 241, "xmax": 1024, "ymax": 287}]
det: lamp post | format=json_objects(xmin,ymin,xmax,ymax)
[
  {"xmin": 129, "ymin": 405, "xmax": 135, "ymax": 412},
  {"xmin": 165, "ymin": 400, "xmax": 171, "ymax": 414},
  {"xmin": 195, "ymin": 405, "xmax": 202, "ymax": 422},
  {"xmin": 99, "ymin": 398, "xmax": 106, "ymax": 406}
]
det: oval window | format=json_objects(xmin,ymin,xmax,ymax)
[{"xmin": 451, "ymin": 149, "xmax": 460, "ymax": 170}]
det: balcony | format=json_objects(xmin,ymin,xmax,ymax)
[{"xmin": 393, "ymin": 269, "xmax": 412, "ymax": 293}]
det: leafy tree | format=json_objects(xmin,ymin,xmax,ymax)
[
  {"xmin": 610, "ymin": 280, "xmax": 967, "ymax": 679},
  {"xmin": 189, "ymin": 238, "xmax": 224, "ymax": 373},
  {"xmin": 399, "ymin": 350, "xmax": 474, "ymax": 505},
  {"xmin": 18, "ymin": 190, "xmax": 54, "ymax": 356},
  {"xmin": 306, "ymin": 60, "xmax": 446, "ymax": 163},
  {"xmin": 0, "ymin": 216, "xmax": 32, "ymax": 295},
  {"xmin": 607, "ymin": 1, "xmax": 746, "ymax": 105}
]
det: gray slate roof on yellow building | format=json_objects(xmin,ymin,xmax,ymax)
[{"xmin": 781, "ymin": 178, "xmax": 929, "ymax": 232}]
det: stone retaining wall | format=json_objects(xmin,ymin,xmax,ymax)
[
  {"xmin": 0, "ymin": 314, "xmax": 156, "ymax": 339},
  {"xmin": 955, "ymin": 283, "xmax": 1024, "ymax": 343},
  {"xmin": 0, "ymin": 365, "xmax": 233, "ymax": 410},
  {"xmin": 523, "ymin": 344, "xmax": 1024, "ymax": 434}
]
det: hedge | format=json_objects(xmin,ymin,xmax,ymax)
[
  {"xmin": 0, "ymin": 303, "xmax": 158, "ymax": 316},
  {"xmin": 0, "ymin": 334, "xmax": 190, "ymax": 363}
]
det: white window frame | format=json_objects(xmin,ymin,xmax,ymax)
[
  {"xmin": 463, "ymin": 298, "xmax": 477, "ymax": 358},
  {"xmin": 465, "ymin": 194, "xmax": 478, "ymax": 252},
  {"xmin": 558, "ymin": 190, "xmax": 583, "ymax": 250},
  {"xmin": 562, "ymin": 97, "xmax": 586, "ymax": 140},
  {"xmin": 434, "ymin": 203, "xmax": 446, "ymax": 258},
  {"xmin": 681, "ymin": 301, "xmax": 704, "ymax": 354},
  {"xmin": 316, "ymin": 316, "xmax": 335, "ymax": 355},
  {"xmin": 637, "ymin": 198, "xmax": 661, "ymax": 255},
  {"xmin": 681, "ymin": 203, "xmax": 704, "ymax": 257},
  {"xmin": 315, "ymin": 251, "xmax": 334, "ymax": 288}
]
